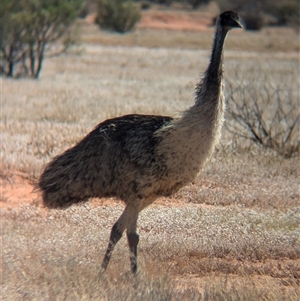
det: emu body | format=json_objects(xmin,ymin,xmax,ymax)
[{"xmin": 38, "ymin": 11, "xmax": 242, "ymax": 274}]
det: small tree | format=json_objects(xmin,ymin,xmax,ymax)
[
  {"xmin": 1, "ymin": 0, "xmax": 82, "ymax": 78},
  {"xmin": 0, "ymin": 0, "xmax": 28, "ymax": 77},
  {"xmin": 96, "ymin": 0, "xmax": 141, "ymax": 33}
]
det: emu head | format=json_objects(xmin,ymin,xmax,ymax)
[{"xmin": 218, "ymin": 11, "xmax": 242, "ymax": 31}]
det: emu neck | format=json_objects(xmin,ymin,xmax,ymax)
[
  {"xmin": 208, "ymin": 26, "xmax": 228, "ymax": 84},
  {"xmin": 195, "ymin": 26, "xmax": 228, "ymax": 106}
]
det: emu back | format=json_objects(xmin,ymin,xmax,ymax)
[{"xmin": 39, "ymin": 114, "xmax": 172, "ymax": 208}]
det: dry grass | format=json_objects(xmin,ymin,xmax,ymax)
[
  {"xmin": 1, "ymin": 25, "xmax": 299, "ymax": 300},
  {"xmin": 79, "ymin": 23, "xmax": 300, "ymax": 53},
  {"xmin": 2, "ymin": 45, "xmax": 299, "ymax": 179},
  {"xmin": 2, "ymin": 204, "xmax": 299, "ymax": 300}
]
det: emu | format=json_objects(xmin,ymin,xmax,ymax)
[{"xmin": 38, "ymin": 11, "xmax": 242, "ymax": 274}]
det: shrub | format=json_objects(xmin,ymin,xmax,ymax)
[
  {"xmin": 241, "ymin": 13, "xmax": 264, "ymax": 31},
  {"xmin": 78, "ymin": 0, "xmax": 98, "ymax": 19},
  {"xmin": 187, "ymin": 0, "xmax": 211, "ymax": 9},
  {"xmin": 225, "ymin": 65, "xmax": 299, "ymax": 158},
  {"xmin": 96, "ymin": 0, "xmax": 141, "ymax": 33},
  {"xmin": 140, "ymin": 1, "xmax": 152, "ymax": 10}
]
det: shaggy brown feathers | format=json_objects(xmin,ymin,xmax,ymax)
[{"xmin": 38, "ymin": 11, "xmax": 242, "ymax": 274}]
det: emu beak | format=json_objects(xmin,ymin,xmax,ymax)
[{"xmin": 233, "ymin": 18, "xmax": 243, "ymax": 28}]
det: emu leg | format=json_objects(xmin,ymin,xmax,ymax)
[
  {"xmin": 101, "ymin": 222, "xmax": 123, "ymax": 271},
  {"xmin": 100, "ymin": 206, "xmax": 129, "ymax": 272},
  {"xmin": 127, "ymin": 232, "xmax": 139, "ymax": 273},
  {"xmin": 126, "ymin": 205, "xmax": 140, "ymax": 274},
  {"xmin": 100, "ymin": 204, "xmax": 140, "ymax": 273}
]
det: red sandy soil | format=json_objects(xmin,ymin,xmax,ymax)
[
  {"xmin": 1, "ymin": 172, "xmax": 39, "ymax": 209},
  {"xmin": 138, "ymin": 9, "xmax": 214, "ymax": 31},
  {"xmin": 85, "ymin": 4, "xmax": 218, "ymax": 32},
  {"xmin": 0, "ymin": 172, "xmax": 115, "ymax": 209}
]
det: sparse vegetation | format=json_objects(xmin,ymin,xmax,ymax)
[
  {"xmin": 2, "ymin": 203, "xmax": 300, "ymax": 300},
  {"xmin": 1, "ymin": 17, "xmax": 299, "ymax": 301}
]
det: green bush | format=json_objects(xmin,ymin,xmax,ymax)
[
  {"xmin": 241, "ymin": 13, "xmax": 264, "ymax": 31},
  {"xmin": 96, "ymin": 0, "xmax": 141, "ymax": 33},
  {"xmin": 140, "ymin": 1, "xmax": 152, "ymax": 10}
]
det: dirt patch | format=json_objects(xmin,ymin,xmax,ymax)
[
  {"xmin": 138, "ymin": 10, "xmax": 213, "ymax": 31},
  {"xmin": 0, "ymin": 172, "xmax": 120, "ymax": 210},
  {"xmin": 1, "ymin": 172, "xmax": 39, "ymax": 209}
]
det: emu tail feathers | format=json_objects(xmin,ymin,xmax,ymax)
[
  {"xmin": 38, "ymin": 135, "xmax": 107, "ymax": 209},
  {"xmin": 38, "ymin": 151, "xmax": 90, "ymax": 208}
]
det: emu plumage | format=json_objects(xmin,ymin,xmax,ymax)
[{"xmin": 38, "ymin": 11, "xmax": 242, "ymax": 274}]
